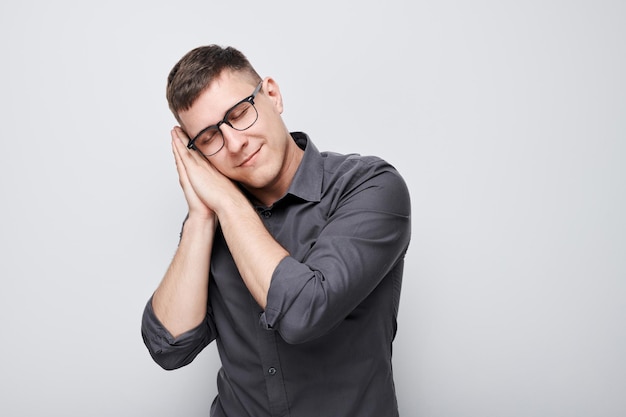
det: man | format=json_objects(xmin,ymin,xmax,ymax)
[{"xmin": 141, "ymin": 44, "xmax": 411, "ymax": 417}]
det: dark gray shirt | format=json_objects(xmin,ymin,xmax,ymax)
[{"xmin": 142, "ymin": 132, "xmax": 411, "ymax": 417}]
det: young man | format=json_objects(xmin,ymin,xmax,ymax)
[{"xmin": 142, "ymin": 45, "xmax": 411, "ymax": 417}]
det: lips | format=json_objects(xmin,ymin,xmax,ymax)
[{"xmin": 238, "ymin": 148, "xmax": 260, "ymax": 167}]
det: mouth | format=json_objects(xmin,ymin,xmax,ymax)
[{"xmin": 237, "ymin": 147, "xmax": 260, "ymax": 167}]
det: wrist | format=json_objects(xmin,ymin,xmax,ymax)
[
  {"xmin": 211, "ymin": 186, "xmax": 251, "ymax": 217},
  {"xmin": 184, "ymin": 211, "xmax": 217, "ymax": 230}
]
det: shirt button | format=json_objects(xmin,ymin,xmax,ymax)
[
  {"xmin": 263, "ymin": 210, "xmax": 272, "ymax": 218},
  {"xmin": 268, "ymin": 367, "xmax": 277, "ymax": 375}
]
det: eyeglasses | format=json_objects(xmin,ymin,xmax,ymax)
[{"xmin": 187, "ymin": 81, "xmax": 263, "ymax": 157}]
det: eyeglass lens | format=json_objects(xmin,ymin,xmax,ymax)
[{"xmin": 194, "ymin": 101, "xmax": 258, "ymax": 156}]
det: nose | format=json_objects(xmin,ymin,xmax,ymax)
[{"xmin": 221, "ymin": 124, "xmax": 248, "ymax": 153}]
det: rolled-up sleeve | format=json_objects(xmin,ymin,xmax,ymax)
[
  {"xmin": 141, "ymin": 296, "xmax": 216, "ymax": 370},
  {"xmin": 261, "ymin": 163, "xmax": 411, "ymax": 344}
]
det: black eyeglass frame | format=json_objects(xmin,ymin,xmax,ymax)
[{"xmin": 187, "ymin": 81, "xmax": 263, "ymax": 156}]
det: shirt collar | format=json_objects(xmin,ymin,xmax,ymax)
[{"xmin": 286, "ymin": 131, "xmax": 323, "ymax": 203}]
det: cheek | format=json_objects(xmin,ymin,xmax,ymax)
[{"xmin": 206, "ymin": 157, "xmax": 231, "ymax": 177}]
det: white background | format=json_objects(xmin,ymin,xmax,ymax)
[{"xmin": 0, "ymin": 1, "xmax": 624, "ymax": 416}]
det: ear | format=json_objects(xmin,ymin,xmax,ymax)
[{"xmin": 261, "ymin": 76, "xmax": 283, "ymax": 114}]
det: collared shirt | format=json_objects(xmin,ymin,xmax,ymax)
[{"xmin": 142, "ymin": 132, "xmax": 411, "ymax": 417}]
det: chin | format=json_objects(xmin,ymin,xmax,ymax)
[{"xmin": 244, "ymin": 169, "xmax": 277, "ymax": 189}]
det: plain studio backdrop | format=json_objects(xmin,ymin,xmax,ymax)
[{"xmin": 0, "ymin": 1, "xmax": 624, "ymax": 416}]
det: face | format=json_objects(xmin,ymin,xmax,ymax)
[{"xmin": 179, "ymin": 70, "xmax": 302, "ymax": 200}]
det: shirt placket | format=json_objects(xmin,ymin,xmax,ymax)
[
  {"xmin": 254, "ymin": 206, "xmax": 290, "ymax": 417},
  {"xmin": 254, "ymin": 317, "xmax": 290, "ymax": 417}
]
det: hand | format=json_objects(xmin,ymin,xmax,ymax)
[
  {"xmin": 171, "ymin": 126, "xmax": 239, "ymax": 218},
  {"xmin": 171, "ymin": 127, "xmax": 214, "ymax": 221}
]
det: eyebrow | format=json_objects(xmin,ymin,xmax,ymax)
[{"xmin": 193, "ymin": 82, "xmax": 262, "ymax": 137}]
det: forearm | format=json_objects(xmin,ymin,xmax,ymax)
[
  {"xmin": 152, "ymin": 215, "xmax": 216, "ymax": 338},
  {"xmin": 217, "ymin": 195, "xmax": 288, "ymax": 309}
]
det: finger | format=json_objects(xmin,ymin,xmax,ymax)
[
  {"xmin": 172, "ymin": 132, "xmax": 200, "ymax": 187},
  {"xmin": 172, "ymin": 126, "xmax": 191, "ymax": 146},
  {"xmin": 171, "ymin": 128, "xmax": 190, "ymax": 157},
  {"xmin": 172, "ymin": 127, "xmax": 208, "ymax": 168},
  {"xmin": 173, "ymin": 138, "xmax": 208, "ymax": 207},
  {"xmin": 171, "ymin": 138, "xmax": 190, "ymax": 186},
  {"xmin": 171, "ymin": 129, "xmax": 199, "ymax": 171}
]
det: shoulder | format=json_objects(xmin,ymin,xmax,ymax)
[
  {"xmin": 320, "ymin": 151, "xmax": 410, "ymax": 212},
  {"xmin": 321, "ymin": 150, "xmax": 406, "ymax": 187}
]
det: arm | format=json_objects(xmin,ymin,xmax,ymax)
[
  {"xmin": 141, "ymin": 129, "xmax": 219, "ymax": 372},
  {"xmin": 170, "ymin": 128, "xmax": 288, "ymax": 309},
  {"xmin": 150, "ymin": 129, "xmax": 218, "ymax": 337},
  {"xmin": 151, "ymin": 215, "xmax": 215, "ymax": 337},
  {"xmin": 142, "ymin": 129, "xmax": 220, "ymax": 369},
  {"xmin": 215, "ymin": 196, "xmax": 289, "ymax": 309},
  {"xmin": 263, "ymin": 163, "xmax": 412, "ymax": 344}
]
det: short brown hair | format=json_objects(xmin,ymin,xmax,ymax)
[{"xmin": 166, "ymin": 45, "xmax": 261, "ymax": 120}]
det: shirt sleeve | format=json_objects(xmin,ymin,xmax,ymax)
[
  {"xmin": 141, "ymin": 295, "xmax": 217, "ymax": 370},
  {"xmin": 260, "ymin": 160, "xmax": 411, "ymax": 344}
]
